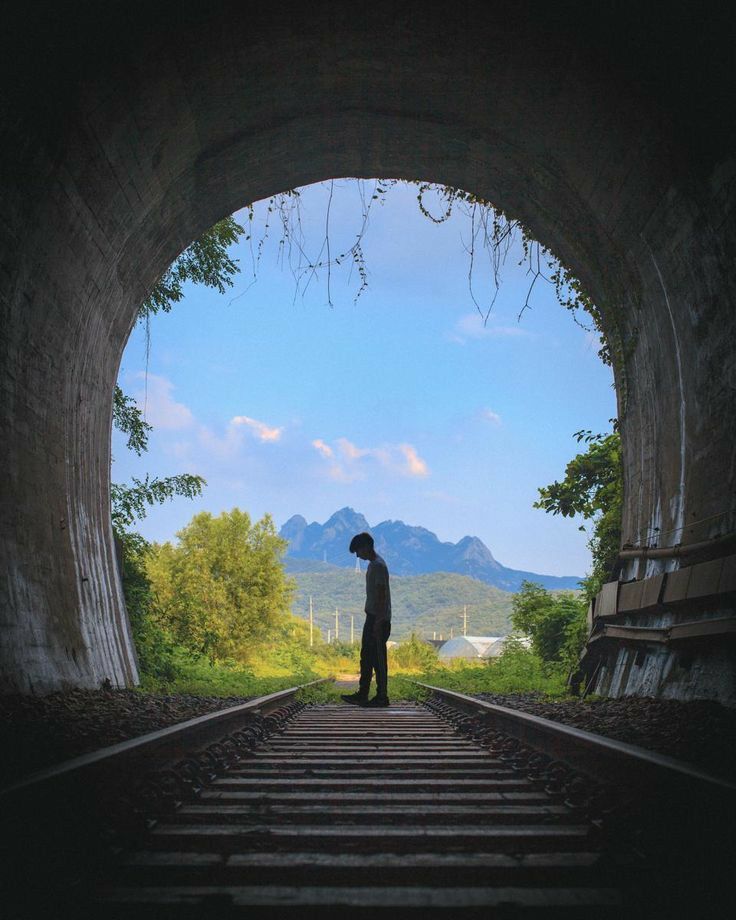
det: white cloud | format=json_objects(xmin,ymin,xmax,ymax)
[
  {"xmin": 337, "ymin": 437, "xmax": 370, "ymax": 461},
  {"xmin": 327, "ymin": 463, "xmax": 361, "ymax": 483},
  {"xmin": 450, "ymin": 312, "xmax": 529, "ymax": 344},
  {"xmin": 399, "ymin": 443, "xmax": 429, "ymax": 477},
  {"xmin": 195, "ymin": 414, "xmax": 284, "ymax": 459},
  {"xmin": 311, "ymin": 439, "xmax": 362, "ymax": 481},
  {"xmin": 311, "ymin": 438, "xmax": 334, "ymax": 459},
  {"xmin": 134, "ymin": 373, "xmax": 194, "ymax": 430},
  {"xmin": 481, "ymin": 407, "xmax": 502, "ymax": 425},
  {"xmin": 313, "ymin": 436, "xmax": 430, "ymax": 479},
  {"xmin": 196, "ymin": 422, "xmax": 242, "ymax": 459},
  {"xmin": 231, "ymin": 415, "xmax": 284, "ymax": 442}
]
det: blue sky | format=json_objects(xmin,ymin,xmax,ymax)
[{"xmin": 112, "ymin": 180, "xmax": 616, "ymax": 577}]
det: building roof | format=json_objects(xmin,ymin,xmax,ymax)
[
  {"xmin": 437, "ymin": 636, "xmax": 505, "ymax": 658},
  {"xmin": 481, "ymin": 636, "xmax": 532, "ymax": 658}
]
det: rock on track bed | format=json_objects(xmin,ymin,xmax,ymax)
[
  {"xmin": 0, "ymin": 689, "xmax": 253, "ymax": 786},
  {"xmin": 472, "ymin": 692, "xmax": 736, "ymax": 780}
]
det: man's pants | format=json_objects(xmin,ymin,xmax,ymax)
[{"xmin": 359, "ymin": 615, "xmax": 391, "ymax": 699}]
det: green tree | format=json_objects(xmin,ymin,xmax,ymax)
[
  {"xmin": 113, "ymin": 385, "xmax": 152, "ymax": 455},
  {"xmin": 146, "ymin": 509, "xmax": 295, "ymax": 662},
  {"xmin": 390, "ymin": 634, "xmax": 440, "ymax": 671},
  {"xmin": 137, "ymin": 217, "xmax": 243, "ymax": 321},
  {"xmin": 111, "ymin": 474, "xmax": 205, "ymax": 533},
  {"xmin": 116, "ymin": 531, "xmax": 182, "ymax": 683},
  {"xmin": 534, "ymin": 429, "xmax": 622, "ymax": 598},
  {"xmin": 510, "ymin": 581, "xmax": 587, "ymax": 668},
  {"xmin": 111, "ymin": 216, "xmax": 244, "ymax": 531},
  {"xmin": 489, "ymin": 637, "xmax": 564, "ymax": 694}
]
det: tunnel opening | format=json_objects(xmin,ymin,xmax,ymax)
[
  {"xmin": 111, "ymin": 177, "xmax": 617, "ymax": 688},
  {"xmin": 1, "ymin": 2, "xmax": 735, "ymax": 703}
]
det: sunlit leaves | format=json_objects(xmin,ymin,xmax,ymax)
[
  {"xmin": 145, "ymin": 509, "xmax": 294, "ymax": 663},
  {"xmin": 111, "ymin": 474, "xmax": 205, "ymax": 531},
  {"xmin": 137, "ymin": 216, "xmax": 244, "ymax": 321},
  {"xmin": 112, "ymin": 384, "xmax": 152, "ymax": 455},
  {"xmin": 534, "ymin": 431, "xmax": 622, "ymax": 598},
  {"xmin": 112, "ymin": 219, "xmax": 243, "ymax": 532},
  {"xmin": 511, "ymin": 581, "xmax": 587, "ymax": 667}
]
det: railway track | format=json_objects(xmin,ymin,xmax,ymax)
[{"xmin": 3, "ymin": 681, "xmax": 734, "ymax": 918}]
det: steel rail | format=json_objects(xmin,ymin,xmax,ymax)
[
  {"xmin": 410, "ymin": 681, "xmax": 736, "ymax": 804},
  {"xmin": 0, "ymin": 677, "xmax": 328, "ymax": 920},
  {"xmin": 94, "ymin": 698, "xmax": 630, "ymax": 917},
  {"xmin": 0, "ymin": 678, "xmax": 327, "ymax": 801},
  {"xmin": 5, "ymin": 681, "xmax": 732, "ymax": 916},
  {"xmin": 412, "ymin": 680, "xmax": 736, "ymax": 919}
]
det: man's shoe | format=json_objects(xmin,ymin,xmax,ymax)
[
  {"xmin": 363, "ymin": 696, "xmax": 390, "ymax": 707},
  {"xmin": 341, "ymin": 692, "xmax": 368, "ymax": 705}
]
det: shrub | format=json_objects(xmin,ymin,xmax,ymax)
[{"xmin": 390, "ymin": 634, "xmax": 440, "ymax": 672}]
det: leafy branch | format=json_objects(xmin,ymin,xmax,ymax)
[
  {"xmin": 534, "ymin": 429, "xmax": 622, "ymax": 598},
  {"xmin": 111, "ymin": 220, "xmax": 243, "ymax": 531},
  {"xmin": 111, "ymin": 474, "xmax": 205, "ymax": 532},
  {"xmin": 138, "ymin": 217, "xmax": 244, "ymax": 321},
  {"xmin": 113, "ymin": 384, "xmax": 152, "ymax": 455}
]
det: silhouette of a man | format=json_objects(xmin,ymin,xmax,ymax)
[{"xmin": 342, "ymin": 531, "xmax": 391, "ymax": 707}]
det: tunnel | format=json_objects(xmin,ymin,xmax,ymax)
[{"xmin": 1, "ymin": 1, "xmax": 735, "ymax": 701}]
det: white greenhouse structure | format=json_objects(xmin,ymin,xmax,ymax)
[
  {"xmin": 437, "ymin": 636, "xmax": 504, "ymax": 661},
  {"xmin": 480, "ymin": 636, "xmax": 532, "ymax": 659}
]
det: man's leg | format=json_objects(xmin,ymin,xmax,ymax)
[
  {"xmin": 342, "ymin": 617, "xmax": 373, "ymax": 704},
  {"xmin": 358, "ymin": 615, "xmax": 375, "ymax": 698},
  {"xmin": 373, "ymin": 620, "xmax": 391, "ymax": 701}
]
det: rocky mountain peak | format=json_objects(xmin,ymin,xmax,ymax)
[{"xmin": 279, "ymin": 508, "xmax": 581, "ymax": 592}]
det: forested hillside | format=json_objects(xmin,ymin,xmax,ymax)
[{"xmin": 286, "ymin": 560, "xmax": 514, "ymax": 640}]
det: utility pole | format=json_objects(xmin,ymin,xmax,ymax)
[
  {"xmin": 327, "ymin": 628, "xmax": 331, "ymax": 644},
  {"xmin": 335, "ymin": 608, "xmax": 339, "ymax": 642},
  {"xmin": 463, "ymin": 605, "xmax": 467, "ymax": 637},
  {"xmin": 309, "ymin": 595, "xmax": 313, "ymax": 647},
  {"xmin": 351, "ymin": 615, "xmax": 355, "ymax": 645},
  {"xmin": 433, "ymin": 631, "xmax": 436, "ymax": 640},
  {"xmin": 451, "ymin": 626, "xmax": 454, "ymax": 639}
]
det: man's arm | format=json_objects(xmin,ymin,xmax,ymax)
[{"xmin": 373, "ymin": 584, "xmax": 388, "ymax": 637}]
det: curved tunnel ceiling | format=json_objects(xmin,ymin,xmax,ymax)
[{"xmin": 1, "ymin": 1, "xmax": 735, "ymax": 695}]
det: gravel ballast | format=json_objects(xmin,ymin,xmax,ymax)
[
  {"xmin": 2, "ymin": 688, "xmax": 734, "ymax": 787},
  {"xmin": 472, "ymin": 692, "xmax": 736, "ymax": 780},
  {"xmin": 0, "ymin": 689, "xmax": 253, "ymax": 787}
]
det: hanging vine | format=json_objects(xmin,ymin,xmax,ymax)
[
  {"xmin": 225, "ymin": 179, "xmax": 613, "ymax": 366},
  {"xmin": 413, "ymin": 182, "xmax": 613, "ymax": 365},
  {"xmin": 113, "ymin": 177, "xmax": 624, "ymax": 539}
]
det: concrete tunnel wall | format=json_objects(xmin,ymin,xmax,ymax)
[{"xmin": 1, "ymin": 1, "xmax": 735, "ymax": 695}]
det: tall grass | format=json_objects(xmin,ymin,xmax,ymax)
[{"xmin": 137, "ymin": 636, "xmax": 568, "ymax": 701}]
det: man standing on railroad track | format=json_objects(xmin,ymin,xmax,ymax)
[{"xmin": 342, "ymin": 531, "xmax": 391, "ymax": 708}]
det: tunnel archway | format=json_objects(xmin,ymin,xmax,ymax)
[{"xmin": 2, "ymin": 2, "xmax": 735, "ymax": 699}]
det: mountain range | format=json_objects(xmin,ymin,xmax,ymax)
[{"xmin": 280, "ymin": 507, "xmax": 582, "ymax": 592}]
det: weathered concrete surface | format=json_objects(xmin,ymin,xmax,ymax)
[{"xmin": 1, "ymin": 2, "xmax": 735, "ymax": 695}]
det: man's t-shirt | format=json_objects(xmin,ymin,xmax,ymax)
[{"xmin": 365, "ymin": 554, "xmax": 392, "ymax": 621}]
